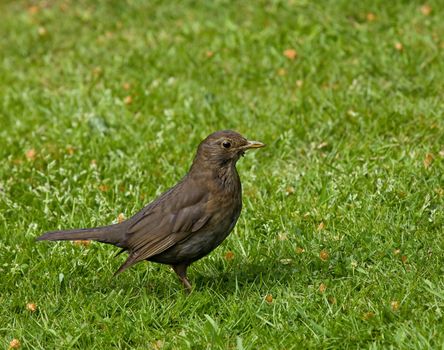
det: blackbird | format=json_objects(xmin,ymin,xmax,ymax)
[{"xmin": 37, "ymin": 130, "xmax": 265, "ymax": 292}]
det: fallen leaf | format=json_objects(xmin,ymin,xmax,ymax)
[
  {"xmin": 283, "ymin": 49, "xmax": 297, "ymax": 60},
  {"xmin": 206, "ymin": 50, "xmax": 214, "ymax": 58},
  {"xmin": 265, "ymin": 294, "xmax": 273, "ymax": 303},
  {"xmin": 124, "ymin": 96, "xmax": 133, "ymax": 105},
  {"xmin": 285, "ymin": 186, "xmax": 295, "ymax": 195},
  {"xmin": 98, "ymin": 184, "xmax": 109, "ymax": 192},
  {"xmin": 317, "ymin": 222, "xmax": 325, "ymax": 230},
  {"xmin": 26, "ymin": 302, "xmax": 37, "ymax": 312},
  {"xmin": 224, "ymin": 251, "xmax": 234, "ymax": 261},
  {"xmin": 319, "ymin": 283, "xmax": 327, "ymax": 293},
  {"xmin": 296, "ymin": 247, "xmax": 305, "ymax": 254},
  {"xmin": 423, "ymin": 153, "xmax": 434, "ymax": 168},
  {"xmin": 28, "ymin": 5, "xmax": 39, "ymax": 14},
  {"xmin": 394, "ymin": 42, "xmax": 403, "ymax": 51},
  {"xmin": 420, "ymin": 4, "xmax": 432, "ymax": 15},
  {"xmin": 9, "ymin": 339, "xmax": 20, "ymax": 349},
  {"xmin": 25, "ymin": 149, "xmax": 36, "ymax": 161},
  {"xmin": 401, "ymin": 255, "xmax": 407, "ymax": 264},
  {"xmin": 277, "ymin": 68, "xmax": 286, "ymax": 76},
  {"xmin": 118, "ymin": 213, "xmax": 125, "ymax": 223},
  {"xmin": 73, "ymin": 240, "xmax": 90, "ymax": 247},
  {"xmin": 363, "ymin": 312, "xmax": 375, "ymax": 320},
  {"xmin": 122, "ymin": 82, "xmax": 131, "ymax": 90},
  {"xmin": 391, "ymin": 300, "xmax": 400, "ymax": 311},
  {"xmin": 320, "ymin": 249, "xmax": 329, "ymax": 261},
  {"xmin": 38, "ymin": 27, "xmax": 47, "ymax": 36},
  {"xmin": 366, "ymin": 12, "xmax": 376, "ymax": 21}
]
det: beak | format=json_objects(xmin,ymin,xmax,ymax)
[{"xmin": 243, "ymin": 140, "xmax": 265, "ymax": 149}]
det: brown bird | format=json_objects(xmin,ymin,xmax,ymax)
[{"xmin": 37, "ymin": 130, "xmax": 265, "ymax": 292}]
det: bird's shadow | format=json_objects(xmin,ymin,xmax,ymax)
[
  {"xmin": 192, "ymin": 261, "xmax": 299, "ymax": 294},
  {"xmin": 101, "ymin": 260, "xmax": 299, "ymax": 298}
]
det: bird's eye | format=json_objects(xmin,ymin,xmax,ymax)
[{"xmin": 222, "ymin": 140, "xmax": 231, "ymax": 149}]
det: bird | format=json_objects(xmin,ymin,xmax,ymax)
[{"xmin": 37, "ymin": 130, "xmax": 265, "ymax": 292}]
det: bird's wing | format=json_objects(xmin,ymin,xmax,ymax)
[{"xmin": 114, "ymin": 181, "xmax": 211, "ymax": 274}]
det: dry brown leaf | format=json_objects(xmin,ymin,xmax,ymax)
[
  {"xmin": 98, "ymin": 184, "xmax": 109, "ymax": 192},
  {"xmin": 391, "ymin": 300, "xmax": 400, "ymax": 311},
  {"xmin": 224, "ymin": 251, "xmax": 234, "ymax": 261},
  {"xmin": 9, "ymin": 339, "xmax": 21, "ymax": 349},
  {"xmin": 122, "ymin": 82, "xmax": 131, "ymax": 90},
  {"xmin": 319, "ymin": 283, "xmax": 327, "ymax": 293},
  {"xmin": 124, "ymin": 96, "xmax": 133, "ymax": 105},
  {"xmin": 38, "ymin": 27, "xmax": 47, "ymax": 36},
  {"xmin": 26, "ymin": 302, "xmax": 37, "ymax": 312},
  {"xmin": 277, "ymin": 68, "xmax": 286, "ymax": 76},
  {"xmin": 73, "ymin": 240, "xmax": 90, "ymax": 247},
  {"xmin": 206, "ymin": 50, "xmax": 214, "ymax": 58},
  {"xmin": 366, "ymin": 12, "xmax": 376, "ymax": 21},
  {"xmin": 265, "ymin": 294, "xmax": 273, "ymax": 303},
  {"xmin": 401, "ymin": 255, "xmax": 408, "ymax": 264},
  {"xmin": 320, "ymin": 249, "xmax": 329, "ymax": 261},
  {"xmin": 28, "ymin": 5, "xmax": 39, "ymax": 14},
  {"xmin": 118, "ymin": 213, "xmax": 125, "ymax": 223},
  {"xmin": 363, "ymin": 312, "xmax": 375, "ymax": 320},
  {"xmin": 25, "ymin": 149, "xmax": 36, "ymax": 161},
  {"xmin": 420, "ymin": 4, "xmax": 432, "ymax": 15},
  {"xmin": 283, "ymin": 49, "xmax": 297, "ymax": 60},
  {"xmin": 285, "ymin": 186, "xmax": 295, "ymax": 195},
  {"xmin": 395, "ymin": 42, "xmax": 403, "ymax": 51},
  {"xmin": 424, "ymin": 153, "xmax": 434, "ymax": 168},
  {"xmin": 296, "ymin": 247, "xmax": 305, "ymax": 254}
]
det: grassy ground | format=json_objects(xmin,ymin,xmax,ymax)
[{"xmin": 1, "ymin": 0, "xmax": 444, "ymax": 348}]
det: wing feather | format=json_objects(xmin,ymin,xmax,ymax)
[{"xmin": 115, "ymin": 180, "xmax": 211, "ymax": 274}]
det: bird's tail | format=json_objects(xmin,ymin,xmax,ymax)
[{"xmin": 36, "ymin": 224, "xmax": 125, "ymax": 247}]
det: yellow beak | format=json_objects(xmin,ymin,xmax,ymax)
[{"xmin": 244, "ymin": 140, "xmax": 265, "ymax": 149}]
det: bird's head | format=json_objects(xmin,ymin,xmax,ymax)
[{"xmin": 192, "ymin": 130, "xmax": 265, "ymax": 169}]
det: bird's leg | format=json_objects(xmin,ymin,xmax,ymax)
[{"xmin": 172, "ymin": 263, "xmax": 192, "ymax": 293}]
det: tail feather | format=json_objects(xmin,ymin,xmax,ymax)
[{"xmin": 36, "ymin": 224, "xmax": 125, "ymax": 247}]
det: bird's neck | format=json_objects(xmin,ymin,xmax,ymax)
[{"xmin": 189, "ymin": 159, "xmax": 241, "ymax": 193}]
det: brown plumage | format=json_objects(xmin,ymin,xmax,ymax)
[{"xmin": 37, "ymin": 130, "xmax": 265, "ymax": 292}]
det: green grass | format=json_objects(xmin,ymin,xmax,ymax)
[{"xmin": 1, "ymin": 0, "xmax": 444, "ymax": 348}]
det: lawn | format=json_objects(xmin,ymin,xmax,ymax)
[{"xmin": 1, "ymin": 0, "xmax": 444, "ymax": 348}]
